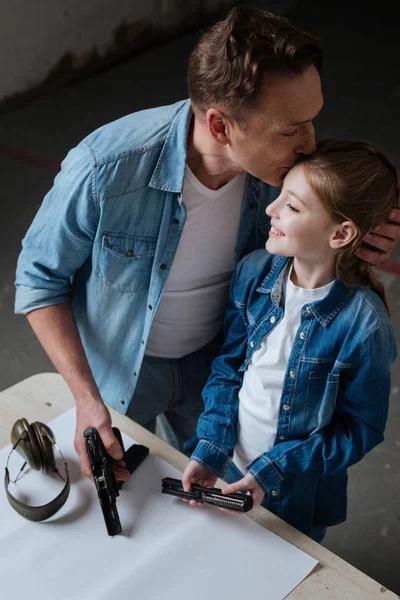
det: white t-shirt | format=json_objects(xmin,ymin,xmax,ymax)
[
  {"xmin": 233, "ymin": 267, "xmax": 334, "ymax": 473},
  {"xmin": 145, "ymin": 165, "xmax": 246, "ymax": 358}
]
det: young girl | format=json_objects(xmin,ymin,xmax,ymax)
[{"xmin": 182, "ymin": 140, "xmax": 398, "ymax": 542}]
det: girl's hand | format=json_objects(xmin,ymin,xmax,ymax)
[
  {"xmin": 221, "ymin": 473, "xmax": 265, "ymax": 514},
  {"xmin": 181, "ymin": 460, "xmax": 218, "ymax": 507}
]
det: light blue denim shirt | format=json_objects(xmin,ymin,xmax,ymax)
[
  {"xmin": 15, "ymin": 100, "xmax": 279, "ymax": 414},
  {"xmin": 189, "ymin": 251, "xmax": 397, "ymax": 534}
]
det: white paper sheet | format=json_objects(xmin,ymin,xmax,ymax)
[{"xmin": 0, "ymin": 409, "xmax": 317, "ymax": 600}]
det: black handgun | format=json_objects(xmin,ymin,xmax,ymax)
[
  {"xmin": 161, "ymin": 476, "xmax": 253, "ymax": 513},
  {"xmin": 84, "ymin": 427, "xmax": 150, "ymax": 536},
  {"xmin": 84, "ymin": 426, "xmax": 123, "ymax": 536}
]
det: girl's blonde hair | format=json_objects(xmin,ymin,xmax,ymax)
[{"xmin": 298, "ymin": 140, "xmax": 399, "ymax": 315}]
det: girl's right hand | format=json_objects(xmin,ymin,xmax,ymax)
[{"xmin": 181, "ymin": 460, "xmax": 218, "ymax": 506}]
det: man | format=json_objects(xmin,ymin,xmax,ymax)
[{"xmin": 15, "ymin": 6, "xmax": 400, "ymax": 482}]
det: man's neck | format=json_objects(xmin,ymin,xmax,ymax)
[
  {"xmin": 186, "ymin": 115, "xmax": 243, "ymax": 190},
  {"xmin": 291, "ymin": 257, "xmax": 336, "ymax": 289}
]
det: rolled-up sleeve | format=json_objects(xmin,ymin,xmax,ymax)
[{"xmin": 15, "ymin": 143, "xmax": 98, "ymax": 314}]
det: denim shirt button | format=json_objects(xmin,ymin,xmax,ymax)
[
  {"xmin": 271, "ymin": 490, "xmax": 278, "ymax": 497},
  {"xmin": 306, "ymin": 306, "xmax": 312, "ymax": 314},
  {"xmin": 299, "ymin": 332, "xmax": 306, "ymax": 340},
  {"xmin": 279, "ymin": 435, "xmax": 286, "ymax": 440},
  {"xmin": 289, "ymin": 370, "xmax": 296, "ymax": 378},
  {"xmin": 282, "ymin": 404, "xmax": 289, "ymax": 411},
  {"xmin": 270, "ymin": 315, "xmax": 276, "ymax": 324},
  {"xmin": 249, "ymin": 341, "xmax": 255, "ymax": 348}
]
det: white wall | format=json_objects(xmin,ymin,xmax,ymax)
[{"xmin": 0, "ymin": 0, "xmax": 240, "ymax": 103}]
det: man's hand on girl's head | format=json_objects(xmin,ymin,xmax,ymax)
[{"xmin": 356, "ymin": 207, "xmax": 400, "ymax": 264}]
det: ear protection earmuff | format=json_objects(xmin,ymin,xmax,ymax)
[{"xmin": 4, "ymin": 418, "xmax": 70, "ymax": 521}]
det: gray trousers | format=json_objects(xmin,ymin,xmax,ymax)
[{"xmin": 126, "ymin": 337, "xmax": 221, "ymax": 452}]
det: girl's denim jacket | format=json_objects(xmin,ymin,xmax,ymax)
[{"xmin": 189, "ymin": 251, "xmax": 397, "ymax": 534}]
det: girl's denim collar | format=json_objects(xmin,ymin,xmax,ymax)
[{"xmin": 256, "ymin": 255, "xmax": 356, "ymax": 327}]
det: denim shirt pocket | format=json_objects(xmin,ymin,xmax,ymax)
[
  {"xmin": 305, "ymin": 367, "xmax": 340, "ymax": 432},
  {"xmin": 96, "ymin": 232, "xmax": 157, "ymax": 293}
]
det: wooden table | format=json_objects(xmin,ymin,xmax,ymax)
[{"xmin": 0, "ymin": 373, "xmax": 396, "ymax": 599}]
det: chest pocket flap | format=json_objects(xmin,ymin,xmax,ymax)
[{"xmin": 97, "ymin": 232, "xmax": 157, "ymax": 293}]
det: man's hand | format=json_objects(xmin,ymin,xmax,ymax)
[
  {"xmin": 181, "ymin": 460, "xmax": 218, "ymax": 506},
  {"xmin": 75, "ymin": 399, "xmax": 130, "ymax": 482},
  {"xmin": 355, "ymin": 208, "xmax": 400, "ymax": 264},
  {"xmin": 221, "ymin": 472, "xmax": 265, "ymax": 513}
]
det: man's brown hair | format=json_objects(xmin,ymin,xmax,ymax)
[{"xmin": 187, "ymin": 5, "xmax": 322, "ymax": 125}]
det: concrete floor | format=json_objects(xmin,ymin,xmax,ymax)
[{"xmin": 0, "ymin": 0, "xmax": 399, "ymax": 593}]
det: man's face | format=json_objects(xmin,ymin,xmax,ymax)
[
  {"xmin": 225, "ymin": 65, "xmax": 323, "ymax": 186},
  {"xmin": 265, "ymin": 163, "xmax": 335, "ymax": 260}
]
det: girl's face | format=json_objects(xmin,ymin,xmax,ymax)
[{"xmin": 265, "ymin": 164, "xmax": 338, "ymax": 261}]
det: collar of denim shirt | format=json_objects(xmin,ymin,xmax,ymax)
[
  {"xmin": 148, "ymin": 99, "xmax": 271, "ymax": 223},
  {"xmin": 148, "ymin": 99, "xmax": 193, "ymax": 198},
  {"xmin": 255, "ymin": 255, "xmax": 356, "ymax": 328}
]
